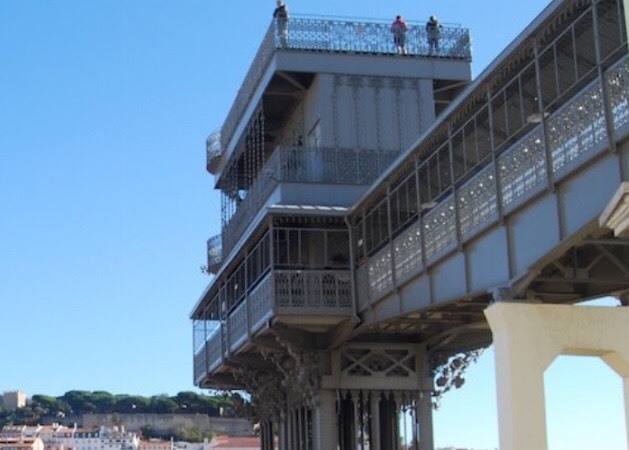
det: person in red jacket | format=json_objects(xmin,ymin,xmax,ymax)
[{"xmin": 390, "ymin": 15, "xmax": 408, "ymax": 55}]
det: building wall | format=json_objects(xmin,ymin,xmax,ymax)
[
  {"xmin": 2, "ymin": 392, "xmax": 26, "ymax": 411},
  {"xmin": 78, "ymin": 416, "xmax": 252, "ymax": 438}
]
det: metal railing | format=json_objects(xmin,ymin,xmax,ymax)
[
  {"xmin": 221, "ymin": 146, "xmax": 401, "ymax": 259},
  {"xmin": 202, "ymin": 269, "xmax": 353, "ymax": 375},
  {"xmin": 357, "ymin": 53, "xmax": 629, "ymax": 305},
  {"xmin": 220, "ymin": 16, "xmax": 471, "ymax": 151},
  {"xmin": 206, "ymin": 130, "xmax": 222, "ymax": 174},
  {"xmin": 206, "ymin": 234, "xmax": 222, "ymax": 273}
]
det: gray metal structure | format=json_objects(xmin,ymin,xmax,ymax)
[{"xmin": 192, "ymin": 1, "xmax": 629, "ymax": 449}]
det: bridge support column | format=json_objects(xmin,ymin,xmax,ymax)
[
  {"xmin": 312, "ymin": 389, "xmax": 338, "ymax": 450},
  {"xmin": 417, "ymin": 345, "xmax": 434, "ymax": 450},
  {"xmin": 485, "ymin": 302, "xmax": 629, "ymax": 450}
]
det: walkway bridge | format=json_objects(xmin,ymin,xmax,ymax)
[
  {"xmin": 350, "ymin": 0, "xmax": 629, "ymax": 353},
  {"xmin": 192, "ymin": 0, "xmax": 629, "ymax": 449}
]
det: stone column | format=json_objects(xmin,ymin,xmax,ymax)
[
  {"xmin": 485, "ymin": 302, "xmax": 629, "ymax": 450},
  {"xmin": 312, "ymin": 389, "xmax": 338, "ymax": 450}
]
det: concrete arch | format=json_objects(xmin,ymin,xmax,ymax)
[{"xmin": 485, "ymin": 302, "xmax": 629, "ymax": 450}]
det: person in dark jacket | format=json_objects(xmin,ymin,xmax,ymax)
[
  {"xmin": 273, "ymin": 0, "xmax": 289, "ymax": 47},
  {"xmin": 426, "ymin": 15, "xmax": 442, "ymax": 54}
]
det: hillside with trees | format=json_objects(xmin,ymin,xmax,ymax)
[{"xmin": 0, "ymin": 391, "xmax": 234, "ymax": 427}]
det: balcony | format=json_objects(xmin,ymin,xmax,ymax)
[
  {"xmin": 206, "ymin": 234, "xmax": 222, "ymax": 274},
  {"xmin": 195, "ymin": 269, "xmax": 353, "ymax": 379},
  {"xmin": 206, "ymin": 130, "xmax": 222, "ymax": 174},
  {"xmin": 220, "ymin": 15, "xmax": 472, "ymax": 152},
  {"xmin": 221, "ymin": 145, "xmax": 400, "ymax": 260}
]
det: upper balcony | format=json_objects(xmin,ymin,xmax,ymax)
[
  {"xmin": 218, "ymin": 15, "xmax": 472, "ymax": 165},
  {"xmin": 206, "ymin": 130, "xmax": 223, "ymax": 174}
]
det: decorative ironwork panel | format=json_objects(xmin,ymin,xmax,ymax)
[
  {"xmin": 228, "ymin": 301, "xmax": 248, "ymax": 352},
  {"xmin": 249, "ymin": 272, "xmax": 274, "ymax": 332},
  {"xmin": 498, "ymin": 128, "xmax": 547, "ymax": 209},
  {"xmin": 207, "ymin": 327, "xmax": 223, "ymax": 372},
  {"xmin": 193, "ymin": 346, "xmax": 207, "ymax": 384},
  {"xmin": 393, "ymin": 221, "xmax": 423, "ymax": 283},
  {"xmin": 457, "ymin": 164, "xmax": 498, "ymax": 238},
  {"xmin": 368, "ymin": 246, "xmax": 393, "ymax": 298},
  {"xmin": 274, "ymin": 270, "xmax": 352, "ymax": 308},
  {"xmin": 206, "ymin": 234, "xmax": 222, "ymax": 272},
  {"xmin": 206, "ymin": 130, "xmax": 222, "ymax": 172},
  {"xmin": 606, "ymin": 54, "xmax": 629, "ymax": 132},
  {"xmin": 423, "ymin": 196, "xmax": 457, "ymax": 260},
  {"xmin": 547, "ymin": 80, "xmax": 607, "ymax": 174},
  {"xmin": 341, "ymin": 346, "xmax": 417, "ymax": 378}
]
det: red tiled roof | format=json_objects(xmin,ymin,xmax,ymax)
[{"xmin": 210, "ymin": 436, "xmax": 260, "ymax": 449}]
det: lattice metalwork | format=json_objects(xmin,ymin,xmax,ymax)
[
  {"xmin": 393, "ymin": 221, "xmax": 423, "ymax": 282},
  {"xmin": 368, "ymin": 246, "xmax": 393, "ymax": 298},
  {"xmin": 547, "ymin": 80, "xmax": 607, "ymax": 174},
  {"xmin": 206, "ymin": 130, "xmax": 222, "ymax": 173},
  {"xmin": 274, "ymin": 270, "xmax": 352, "ymax": 308},
  {"xmin": 498, "ymin": 128, "xmax": 547, "ymax": 209},
  {"xmin": 423, "ymin": 196, "xmax": 457, "ymax": 260},
  {"xmin": 206, "ymin": 234, "xmax": 222, "ymax": 273},
  {"xmin": 207, "ymin": 327, "xmax": 223, "ymax": 372},
  {"xmin": 249, "ymin": 272, "xmax": 275, "ymax": 332},
  {"xmin": 341, "ymin": 346, "xmax": 417, "ymax": 377},
  {"xmin": 220, "ymin": 17, "xmax": 471, "ymax": 151},
  {"xmin": 228, "ymin": 301, "xmax": 248, "ymax": 352},
  {"xmin": 606, "ymin": 54, "xmax": 629, "ymax": 132},
  {"xmin": 457, "ymin": 164, "xmax": 498, "ymax": 237},
  {"xmin": 193, "ymin": 343, "xmax": 207, "ymax": 384}
]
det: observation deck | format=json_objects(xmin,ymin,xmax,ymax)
[{"xmin": 213, "ymin": 15, "xmax": 472, "ymax": 177}]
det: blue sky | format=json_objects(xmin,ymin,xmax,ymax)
[{"xmin": 0, "ymin": 1, "xmax": 626, "ymax": 449}]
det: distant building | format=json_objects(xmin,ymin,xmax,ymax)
[
  {"xmin": 2, "ymin": 392, "xmax": 26, "ymax": 411},
  {"xmin": 1, "ymin": 425, "xmax": 139, "ymax": 450},
  {"xmin": 0, "ymin": 438, "xmax": 44, "ymax": 450}
]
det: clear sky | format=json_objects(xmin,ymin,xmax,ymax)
[{"xmin": 0, "ymin": 1, "xmax": 626, "ymax": 449}]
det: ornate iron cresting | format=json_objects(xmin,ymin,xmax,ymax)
[{"xmin": 221, "ymin": 16, "xmax": 471, "ymax": 151}]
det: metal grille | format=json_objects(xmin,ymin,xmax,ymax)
[
  {"xmin": 606, "ymin": 55, "xmax": 629, "ymax": 131},
  {"xmin": 228, "ymin": 301, "xmax": 248, "ymax": 352},
  {"xmin": 341, "ymin": 346, "xmax": 417, "ymax": 378},
  {"xmin": 206, "ymin": 234, "xmax": 222, "ymax": 272},
  {"xmin": 207, "ymin": 327, "xmax": 223, "ymax": 373},
  {"xmin": 249, "ymin": 272, "xmax": 275, "ymax": 332},
  {"xmin": 423, "ymin": 196, "xmax": 457, "ymax": 261},
  {"xmin": 457, "ymin": 164, "xmax": 498, "ymax": 237},
  {"xmin": 367, "ymin": 246, "xmax": 393, "ymax": 298},
  {"xmin": 498, "ymin": 128, "xmax": 547, "ymax": 210},
  {"xmin": 547, "ymin": 79, "xmax": 607, "ymax": 174},
  {"xmin": 393, "ymin": 221, "xmax": 423, "ymax": 283},
  {"xmin": 274, "ymin": 270, "xmax": 352, "ymax": 308}
]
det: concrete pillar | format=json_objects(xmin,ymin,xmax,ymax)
[
  {"xmin": 371, "ymin": 392, "xmax": 382, "ymax": 449},
  {"xmin": 312, "ymin": 389, "xmax": 338, "ymax": 450},
  {"xmin": 417, "ymin": 345, "xmax": 434, "ymax": 450},
  {"xmin": 625, "ymin": 377, "xmax": 629, "ymax": 450},
  {"xmin": 485, "ymin": 302, "xmax": 629, "ymax": 450},
  {"xmin": 418, "ymin": 78, "xmax": 436, "ymax": 129}
]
